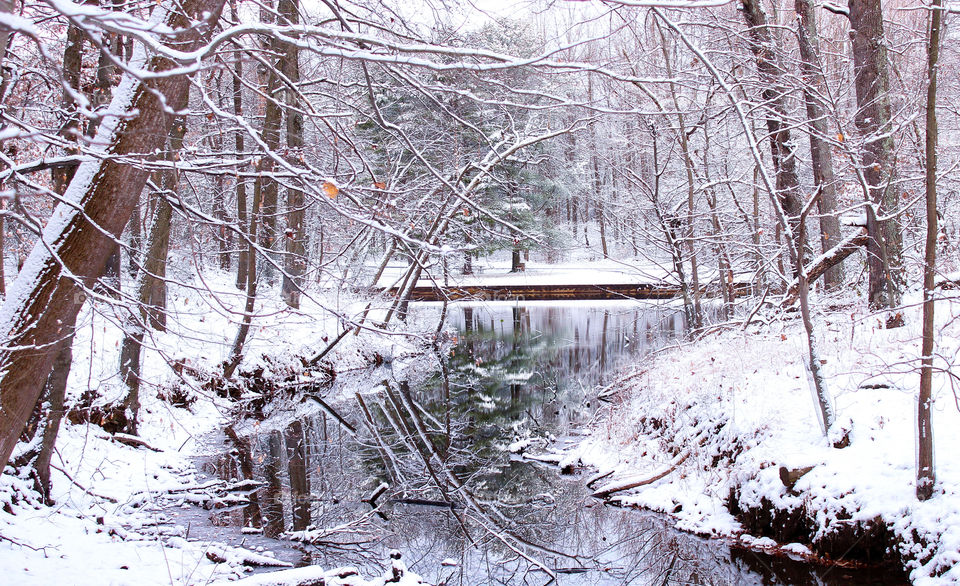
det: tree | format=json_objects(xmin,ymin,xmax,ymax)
[
  {"xmin": 796, "ymin": 0, "xmax": 843, "ymax": 290},
  {"xmin": 847, "ymin": 0, "xmax": 902, "ymax": 311},
  {"xmin": 0, "ymin": 0, "xmax": 227, "ymax": 471},
  {"xmin": 280, "ymin": 0, "xmax": 306, "ymax": 309},
  {"xmin": 917, "ymin": 0, "xmax": 942, "ymax": 502}
]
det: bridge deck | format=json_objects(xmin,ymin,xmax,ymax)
[
  {"xmin": 381, "ymin": 281, "xmax": 755, "ymax": 302},
  {"xmin": 387, "ymin": 283, "xmax": 682, "ymax": 302}
]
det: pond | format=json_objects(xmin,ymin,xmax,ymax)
[{"xmin": 191, "ymin": 301, "xmax": 906, "ymax": 585}]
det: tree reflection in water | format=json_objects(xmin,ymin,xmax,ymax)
[{"xmin": 208, "ymin": 303, "xmax": 900, "ymax": 585}]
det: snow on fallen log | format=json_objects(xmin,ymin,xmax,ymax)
[
  {"xmin": 591, "ymin": 452, "xmax": 690, "ymax": 499},
  {"xmin": 206, "ymin": 554, "xmax": 431, "ymax": 585},
  {"xmin": 209, "ymin": 566, "xmax": 333, "ymax": 585},
  {"xmin": 185, "ymin": 539, "xmax": 293, "ymax": 568},
  {"xmin": 109, "ymin": 432, "xmax": 161, "ymax": 452}
]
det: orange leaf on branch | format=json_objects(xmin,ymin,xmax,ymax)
[{"xmin": 323, "ymin": 181, "xmax": 339, "ymax": 198}]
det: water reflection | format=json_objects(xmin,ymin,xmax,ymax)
[{"xmin": 203, "ymin": 302, "xmax": 904, "ymax": 585}]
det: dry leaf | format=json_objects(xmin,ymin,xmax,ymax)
[{"xmin": 323, "ymin": 181, "xmax": 339, "ymax": 198}]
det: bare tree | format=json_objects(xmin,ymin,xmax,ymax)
[
  {"xmin": 917, "ymin": 0, "xmax": 943, "ymax": 502},
  {"xmin": 847, "ymin": 0, "xmax": 902, "ymax": 310},
  {"xmin": 280, "ymin": 0, "xmax": 306, "ymax": 308},
  {"xmin": 796, "ymin": 0, "xmax": 843, "ymax": 290}
]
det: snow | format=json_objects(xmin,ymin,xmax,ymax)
[
  {"xmin": 575, "ymin": 292, "xmax": 960, "ymax": 583},
  {"xmin": 0, "ymin": 268, "xmax": 429, "ymax": 585},
  {"xmin": 0, "ymin": 1, "xmax": 152, "ymax": 337},
  {"xmin": 207, "ymin": 563, "xmax": 427, "ymax": 585}
]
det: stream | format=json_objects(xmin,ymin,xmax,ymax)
[{"xmin": 186, "ymin": 301, "xmax": 907, "ymax": 585}]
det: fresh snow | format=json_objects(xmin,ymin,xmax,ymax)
[
  {"xmin": 0, "ymin": 269, "xmax": 427, "ymax": 585},
  {"xmin": 573, "ymin": 291, "xmax": 960, "ymax": 584}
]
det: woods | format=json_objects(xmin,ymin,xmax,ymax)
[{"xmin": 0, "ymin": 0, "xmax": 956, "ymax": 581}]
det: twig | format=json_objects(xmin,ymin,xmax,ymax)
[
  {"xmin": 0, "ymin": 533, "xmax": 51, "ymax": 554},
  {"xmin": 592, "ymin": 452, "xmax": 690, "ymax": 499},
  {"xmin": 50, "ymin": 463, "xmax": 118, "ymax": 503},
  {"xmin": 742, "ymin": 286, "xmax": 770, "ymax": 331}
]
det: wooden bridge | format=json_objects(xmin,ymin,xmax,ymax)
[
  {"xmin": 387, "ymin": 282, "xmax": 685, "ymax": 302},
  {"xmin": 383, "ymin": 280, "xmax": 756, "ymax": 302}
]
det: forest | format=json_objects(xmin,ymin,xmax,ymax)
[{"xmin": 0, "ymin": 0, "xmax": 957, "ymax": 584}]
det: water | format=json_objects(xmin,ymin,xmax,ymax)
[{"xmin": 194, "ymin": 301, "xmax": 906, "ymax": 585}]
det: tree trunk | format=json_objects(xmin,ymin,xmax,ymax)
[
  {"xmin": 120, "ymin": 171, "xmax": 178, "ymax": 435},
  {"xmin": 143, "ymin": 118, "xmax": 186, "ymax": 332},
  {"xmin": 796, "ymin": 0, "xmax": 843, "ymax": 290},
  {"xmin": 849, "ymin": 0, "xmax": 901, "ymax": 310},
  {"xmin": 232, "ymin": 0, "xmax": 249, "ymax": 290},
  {"xmin": 656, "ymin": 26, "xmax": 702, "ymax": 328},
  {"xmin": 21, "ymin": 20, "xmax": 89, "ymax": 497},
  {"xmin": 511, "ymin": 246, "xmax": 522, "ymax": 273},
  {"xmin": 223, "ymin": 162, "xmax": 263, "ymax": 379},
  {"xmin": 208, "ymin": 118, "xmax": 232, "ymax": 272},
  {"xmin": 740, "ymin": 0, "xmax": 805, "ymax": 260},
  {"xmin": 262, "ymin": 430, "xmax": 286, "ymax": 538},
  {"xmin": 33, "ymin": 331, "xmax": 73, "ymax": 503},
  {"xmin": 93, "ymin": 18, "xmax": 123, "ymax": 295},
  {"xmin": 917, "ymin": 0, "xmax": 942, "ymax": 501},
  {"xmin": 280, "ymin": 0, "xmax": 306, "ymax": 308},
  {"xmin": 257, "ymin": 2, "xmax": 282, "ymax": 282},
  {"xmin": 0, "ymin": 0, "xmax": 226, "ymax": 472}
]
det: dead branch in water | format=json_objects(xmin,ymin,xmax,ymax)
[{"xmin": 591, "ymin": 452, "xmax": 690, "ymax": 499}]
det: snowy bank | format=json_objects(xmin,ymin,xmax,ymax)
[
  {"xmin": 0, "ymin": 272, "xmax": 436, "ymax": 585},
  {"xmin": 575, "ymin": 294, "xmax": 960, "ymax": 584}
]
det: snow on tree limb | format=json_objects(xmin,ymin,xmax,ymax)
[{"xmin": 0, "ymin": 0, "xmax": 227, "ymax": 471}]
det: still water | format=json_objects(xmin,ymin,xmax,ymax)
[{"xmin": 197, "ymin": 301, "xmax": 905, "ymax": 585}]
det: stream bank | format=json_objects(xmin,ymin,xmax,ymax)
[
  {"xmin": 195, "ymin": 301, "xmax": 907, "ymax": 584},
  {"xmin": 574, "ymin": 296, "xmax": 960, "ymax": 584}
]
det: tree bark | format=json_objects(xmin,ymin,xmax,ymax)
[
  {"xmin": 280, "ymin": 0, "xmax": 306, "ymax": 308},
  {"xmin": 285, "ymin": 419, "xmax": 310, "ymax": 531},
  {"xmin": 93, "ymin": 9, "xmax": 123, "ymax": 293},
  {"xmin": 33, "ymin": 327, "xmax": 74, "ymax": 502},
  {"xmin": 917, "ymin": 0, "xmax": 942, "ymax": 501},
  {"xmin": 223, "ymin": 163, "xmax": 263, "ymax": 379},
  {"xmin": 0, "ymin": 0, "xmax": 226, "ymax": 472},
  {"xmin": 262, "ymin": 430, "xmax": 286, "ymax": 537},
  {"xmin": 849, "ymin": 0, "xmax": 902, "ymax": 309},
  {"xmin": 143, "ymin": 118, "xmax": 187, "ymax": 332},
  {"xmin": 257, "ymin": 1, "xmax": 282, "ymax": 282},
  {"xmin": 232, "ymin": 0, "xmax": 249, "ymax": 290},
  {"xmin": 740, "ymin": 0, "xmax": 805, "ymax": 260},
  {"xmin": 796, "ymin": 0, "xmax": 843, "ymax": 290}
]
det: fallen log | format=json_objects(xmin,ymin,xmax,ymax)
[
  {"xmin": 585, "ymin": 469, "xmax": 614, "ymax": 489},
  {"xmin": 784, "ymin": 228, "xmax": 868, "ymax": 305},
  {"xmin": 779, "ymin": 465, "xmax": 815, "ymax": 490},
  {"xmin": 110, "ymin": 432, "xmax": 161, "ymax": 452},
  {"xmin": 390, "ymin": 497, "xmax": 457, "ymax": 509},
  {"xmin": 591, "ymin": 452, "xmax": 690, "ymax": 499},
  {"xmin": 203, "ymin": 542, "xmax": 293, "ymax": 568},
  {"xmin": 209, "ymin": 566, "xmax": 356, "ymax": 586}
]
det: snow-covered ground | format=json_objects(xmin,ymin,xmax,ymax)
[
  {"xmin": 572, "ymin": 292, "xmax": 960, "ymax": 584},
  {"xmin": 0, "ymin": 267, "xmax": 432, "ymax": 585}
]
